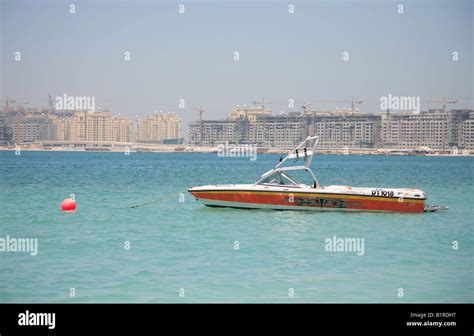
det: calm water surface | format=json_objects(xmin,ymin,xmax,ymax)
[{"xmin": 0, "ymin": 151, "xmax": 472, "ymax": 302}]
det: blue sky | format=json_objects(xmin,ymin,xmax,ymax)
[{"xmin": 1, "ymin": 0, "xmax": 473, "ymax": 127}]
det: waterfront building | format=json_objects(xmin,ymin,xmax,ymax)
[
  {"xmin": 68, "ymin": 111, "xmax": 112, "ymax": 142},
  {"xmin": 380, "ymin": 109, "xmax": 471, "ymax": 150},
  {"xmin": 188, "ymin": 119, "xmax": 236, "ymax": 146},
  {"xmin": 7, "ymin": 111, "xmax": 133, "ymax": 144},
  {"xmin": 11, "ymin": 116, "xmax": 58, "ymax": 143},
  {"xmin": 135, "ymin": 113, "xmax": 182, "ymax": 144},
  {"xmin": 190, "ymin": 110, "xmax": 379, "ymax": 148},
  {"xmin": 112, "ymin": 115, "xmax": 133, "ymax": 142},
  {"xmin": 189, "ymin": 108, "xmax": 473, "ymax": 150},
  {"xmin": 62, "ymin": 111, "xmax": 132, "ymax": 143},
  {"xmin": 310, "ymin": 113, "xmax": 381, "ymax": 149},
  {"xmin": 2, "ymin": 103, "xmax": 473, "ymax": 151},
  {"xmin": 459, "ymin": 112, "xmax": 474, "ymax": 150},
  {"xmin": 53, "ymin": 117, "xmax": 68, "ymax": 141},
  {"xmin": 250, "ymin": 115, "xmax": 305, "ymax": 147},
  {"xmin": 0, "ymin": 115, "xmax": 9, "ymax": 145},
  {"xmin": 229, "ymin": 107, "xmax": 272, "ymax": 123}
]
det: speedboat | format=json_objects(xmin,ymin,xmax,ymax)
[{"xmin": 188, "ymin": 136, "xmax": 447, "ymax": 213}]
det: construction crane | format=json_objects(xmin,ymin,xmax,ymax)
[
  {"xmin": 1, "ymin": 97, "xmax": 16, "ymax": 107},
  {"xmin": 422, "ymin": 97, "xmax": 458, "ymax": 113},
  {"xmin": 311, "ymin": 97, "xmax": 363, "ymax": 113},
  {"xmin": 192, "ymin": 106, "xmax": 204, "ymax": 146},
  {"xmin": 301, "ymin": 102, "xmax": 312, "ymax": 113},
  {"xmin": 251, "ymin": 98, "xmax": 291, "ymax": 110},
  {"xmin": 48, "ymin": 94, "xmax": 55, "ymax": 112},
  {"xmin": 20, "ymin": 101, "xmax": 29, "ymax": 109},
  {"xmin": 453, "ymin": 97, "xmax": 473, "ymax": 109},
  {"xmin": 251, "ymin": 99, "xmax": 300, "ymax": 111},
  {"xmin": 1, "ymin": 97, "xmax": 17, "ymax": 113},
  {"xmin": 251, "ymin": 98, "xmax": 268, "ymax": 111},
  {"xmin": 251, "ymin": 97, "xmax": 363, "ymax": 113}
]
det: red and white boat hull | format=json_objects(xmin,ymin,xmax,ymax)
[{"xmin": 189, "ymin": 185, "xmax": 426, "ymax": 213}]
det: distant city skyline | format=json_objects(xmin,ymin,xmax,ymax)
[{"xmin": 2, "ymin": 0, "xmax": 473, "ymax": 131}]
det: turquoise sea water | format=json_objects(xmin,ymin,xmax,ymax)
[{"xmin": 0, "ymin": 151, "xmax": 472, "ymax": 303}]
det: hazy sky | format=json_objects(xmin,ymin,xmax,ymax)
[{"xmin": 1, "ymin": 0, "xmax": 473, "ymax": 129}]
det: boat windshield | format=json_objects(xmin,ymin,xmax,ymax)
[{"xmin": 258, "ymin": 171, "xmax": 299, "ymax": 186}]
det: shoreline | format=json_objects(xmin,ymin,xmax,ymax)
[{"xmin": 0, "ymin": 146, "xmax": 472, "ymax": 156}]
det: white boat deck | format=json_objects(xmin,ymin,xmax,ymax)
[{"xmin": 189, "ymin": 183, "xmax": 426, "ymax": 200}]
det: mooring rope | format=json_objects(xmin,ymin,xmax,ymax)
[{"xmin": 129, "ymin": 191, "xmax": 185, "ymax": 208}]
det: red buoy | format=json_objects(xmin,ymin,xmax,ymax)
[{"xmin": 61, "ymin": 196, "xmax": 76, "ymax": 212}]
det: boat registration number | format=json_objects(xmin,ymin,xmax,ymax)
[{"xmin": 371, "ymin": 189, "xmax": 395, "ymax": 197}]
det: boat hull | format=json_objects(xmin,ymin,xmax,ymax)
[{"xmin": 189, "ymin": 187, "xmax": 426, "ymax": 213}]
